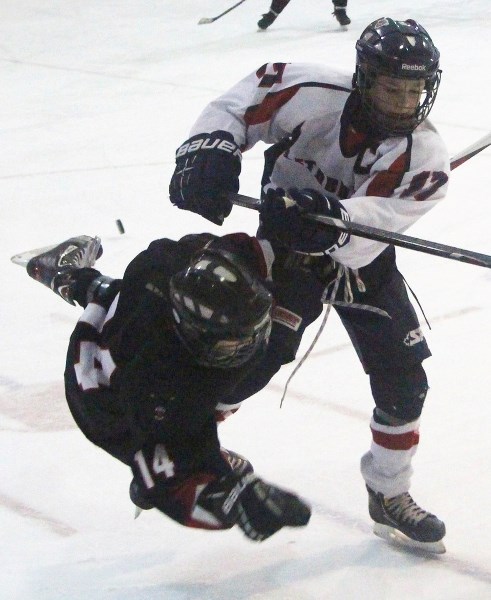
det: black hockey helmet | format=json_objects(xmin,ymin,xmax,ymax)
[
  {"xmin": 354, "ymin": 18, "xmax": 441, "ymax": 136},
  {"xmin": 169, "ymin": 244, "xmax": 272, "ymax": 368}
]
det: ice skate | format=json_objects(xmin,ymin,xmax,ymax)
[
  {"xmin": 129, "ymin": 478, "xmax": 154, "ymax": 518},
  {"xmin": 257, "ymin": 11, "xmax": 277, "ymax": 30},
  {"xmin": 12, "ymin": 235, "xmax": 102, "ymax": 305},
  {"xmin": 333, "ymin": 9, "xmax": 350, "ymax": 27},
  {"xmin": 367, "ymin": 486, "xmax": 446, "ymax": 553}
]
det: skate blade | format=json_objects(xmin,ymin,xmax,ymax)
[
  {"xmin": 373, "ymin": 522, "xmax": 446, "ymax": 554},
  {"xmin": 11, "ymin": 243, "xmax": 59, "ymax": 267}
]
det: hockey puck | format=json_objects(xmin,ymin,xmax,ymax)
[{"xmin": 116, "ymin": 219, "xmax": 125, "ymax": 234}]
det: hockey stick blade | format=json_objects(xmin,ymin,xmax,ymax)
[
  {"xmin": 229, "ymin": 193, "xmax": 491, "ymax": 269},
  {"xmin": 450, "ymin": 131, "xmax": 491, "ymax": 170},
  {"xmin": 198, "ymin": 0, "xmax": 247, "ymax": 25}
]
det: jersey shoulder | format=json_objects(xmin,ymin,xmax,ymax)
[
  {"xmin": 278, "ymin": 62, "xmax": 353, "ymax": 91},
  {"xmin": 410, "ymin": 120, "xmax": 450, "ymax": 172}
]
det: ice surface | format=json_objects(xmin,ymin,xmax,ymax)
[{"xmin": 1, "ymin": 1, "xmax": 490, "ymax": 598}]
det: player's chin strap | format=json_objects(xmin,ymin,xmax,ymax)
[{"xmin": 279, "ymin": 262, "xmax": 391, "ymax": 408}]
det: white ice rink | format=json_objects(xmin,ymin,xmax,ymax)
[{"xmin": 1, "ymin": 1, "xmax": 490, "ymax": 598}]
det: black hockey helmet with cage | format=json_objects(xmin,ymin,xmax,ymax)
[
  {"xmin": 354, "ymin": 17, "xmax": 441, "ymax": 136},
  {"xmin": 169, "ymin": 244, "xmax": 272, "ymax": 368}
]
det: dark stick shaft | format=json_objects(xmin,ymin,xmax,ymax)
[
  {"xmin": 449, "ymin": 132, "xmax": 491, "ymax": 170},
  {"xmin": 229, "ymin": 193, "xmax": 491, "ymax": 269}
]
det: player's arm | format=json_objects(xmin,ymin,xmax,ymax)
[{"xmin": 169, "ymin": 63, "xmax": 342, "ymax": 224}]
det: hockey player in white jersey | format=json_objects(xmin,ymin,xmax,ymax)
[{"xmin": 169, "ymin": 18, "xmax": 449, "ymax": 552}]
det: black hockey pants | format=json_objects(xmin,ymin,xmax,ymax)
[{"xmin": 227, "ymin": 245, "xmax": 431, "ymax": 422}]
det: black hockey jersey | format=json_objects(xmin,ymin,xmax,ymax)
[{"xmin": 64, "ymin": 233, "xmax": 274, "ymax": 474}]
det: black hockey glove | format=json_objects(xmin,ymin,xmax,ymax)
[
  {"xmin": 259, "ymin": 187, "xmax": 350, "ymax": 254},
  {"xmin": 169, "ymin": 130, "xmax": 241, "ymax": 225},
  {"xmin": 196, "ymin": 471, "xmax": 311, "ymax": 542}
]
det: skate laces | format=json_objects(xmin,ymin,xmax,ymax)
[
  {"xmin": 71, "ymin": 237, "xmax": 101, "ymax": 269},
  {"xmin": 385, "ymin": 492, "xmax": 432, "ymax": 525},
  {"xmin": 58, "ymin": 245, "xmax": 86, "ymax": 268},
  {"xmin": 323, "ymin": 263, "xmax": 390, "ymax": 318},
  {"xmin": 35, "ymin": 237, "xmax": 100, "ymax": 272},
  {"xmin": 279, "ymin": 263, "xmax": 344, "ymax": 407}
]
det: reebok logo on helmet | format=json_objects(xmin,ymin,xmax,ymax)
[{"xmin": 402, "ymin": 64, "xmax": 426, "ymax": 71}]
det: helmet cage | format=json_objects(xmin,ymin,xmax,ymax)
[
  {"xmin": 173, "ymin": 308, "xmax": 272, "ymax": 368},
  {"xmin": 170, "ymin": 246, "xmax": 272, "ymax": 368},
  {"xmin": 355, "ymin": 63, "xmax": 441, "ymax": 136},
  {"xmin": 354, "ymin": 18, "xmax": 442, "ymax": 136}
]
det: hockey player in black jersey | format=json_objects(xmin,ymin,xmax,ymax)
[{"xmin": 15, "ymin": 232, "xmax": 312, "ymax": 541}]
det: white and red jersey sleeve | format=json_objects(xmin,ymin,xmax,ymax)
[
  {"xmin": 188, "ymin": 62, "xmax": 450, "ymax": 269},
  {"xmin": 190, "ymin": 62, "xmax": 351, "ymax": 148}
]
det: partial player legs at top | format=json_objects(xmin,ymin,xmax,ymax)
[
  {"xmin": 257, "ymin": 0, "xmax": 289, "ymax": 30},
  {"xmin": 258, "ymin": 0, "xmax": 350, "ymax": 30},
  {"xmin": 332, "ymin": 0, "xmax": 350, "ymax": 26}
]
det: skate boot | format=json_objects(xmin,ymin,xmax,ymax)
[
  {"xmin": 367, "ymin": 486, "xmax": 446, "ymax": 553},
  {"xmin": 12, "ymin": 235, "xmax": 102, "ymax": 305},
  {"xmin": 333, "ymin": 8, "xmax": 350, "ymax": 26},
  {"xmin": 129, "ymin": 478, "xmax": 155, "ymax": 518},
  {"xmin": 258, "ymin": 11, "xmax": 278, "ymax": 30}
]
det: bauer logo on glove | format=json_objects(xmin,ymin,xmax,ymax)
[
  {"xmin": 169, "ymin": 130, "xmax": 242, "ymax": 226},
  {"xmin": 176, "ymin": 136, "xmax": 242, "ymax": 159}
]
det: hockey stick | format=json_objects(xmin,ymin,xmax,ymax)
[
  {"xmin": 198, "ymin": 0, "xmax": 247, "ymax": 25},
  {"xmin": 228, "ymin": 193, "xmax": 491, "ymax": 269},
  {"xmin": 449, "ymin": 132, "xmax": 491, "ymax": 170}
]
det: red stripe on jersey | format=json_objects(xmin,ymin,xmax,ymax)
[
  {"xmin": 214, "ymin": 407, "xmax": 240, "ymax": 423},
  {"xmin": 366, "ymin": 151, "xmax": 409, "ymax": 197},
  {"xmin": 244, "ymin": 87, "xmax": 300, "ymax": 126},
  {"xmin": 342, "ymin": 126, "xmax": 369, "ymax": 156},
  {"xmin": 371, "ymin": 427, "xmax": 420, "ymax": 451}
]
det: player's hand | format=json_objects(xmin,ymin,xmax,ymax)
[
  {"xmin": 259, "ymin": 187, "xmax": 350, "ymax": 254},
  {"xmin": 169, "ymin": 130, "xmax": 241, "ymax": 225}
]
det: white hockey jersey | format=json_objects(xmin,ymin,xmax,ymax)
[{"xmin": 189, "ymin": 62, "xmax": 450, "ymax": 269}]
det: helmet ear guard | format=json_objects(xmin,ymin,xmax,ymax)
[
  {"xmin": 354, "ymin": 17, "xmax": 442, "ymax": 136},
  {"xmin": 169, "ymin": 244, "xmax": 273, "ymax": 368}
]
